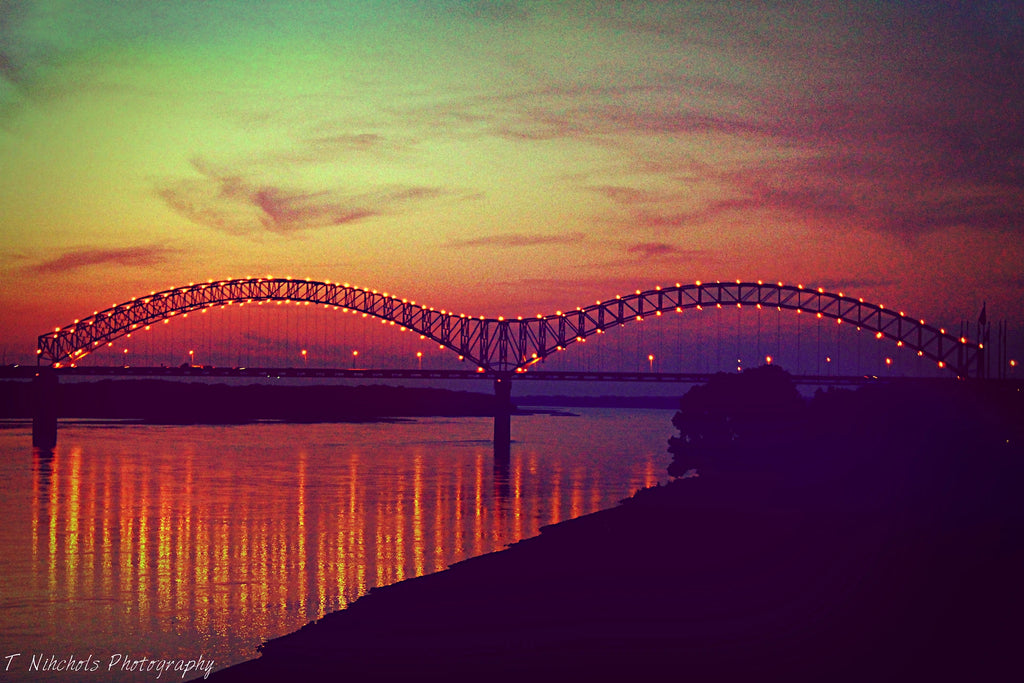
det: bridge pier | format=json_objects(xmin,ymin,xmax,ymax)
[
  {"xmin": 32, "ymin": 368, "xmax": 58, "ymax": 449},
  {"xmin": 493, "ymin": 375, "xmax": 512, "ymax": 463}
]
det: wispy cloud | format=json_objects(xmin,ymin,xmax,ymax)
[
  {"xmin": 158, "ymin": 158, "xmax": 449, "ymax": 235},
  {"xmin": 447, "ymin": 232, "xmax": 585, "ymax": 248},
  {"xmin": 624, "ymin": 243, "xmax": 707, "ymax": 261},
  {"xmin": 27, "ymin": 245, "xmax": 175, "ymax": 275}
]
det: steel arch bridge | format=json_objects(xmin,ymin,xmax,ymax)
[{"xmin": 37, "ymin": 277, "xmax": 984, "ymax": 378}]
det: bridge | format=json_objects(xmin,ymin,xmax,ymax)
[
  {"xmin": 29, "ymin": 277, "xmax": 997, "ymax": 450},
  {"xmin": 37, "ymin": 277, "xmax": 985, "ymax": 377}
]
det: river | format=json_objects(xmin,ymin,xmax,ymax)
[{"xmin": 0, "ymin": 408, "xmax": 674, "ymax": 681}]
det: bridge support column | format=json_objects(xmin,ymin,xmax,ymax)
[
  {"xmin": 32, "ymin": 368, "xmax": 58, "ymax": 449},
  {"xmin": 493, "ymin": 375, "xmax": 512, "ymax": 462}
]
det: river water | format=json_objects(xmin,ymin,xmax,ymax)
[{"xmin": 0, "ymin": 408, "xmax": 674, "ymax": 681}]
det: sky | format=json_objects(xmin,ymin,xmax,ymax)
[{"xmin": 2, "ymin": 0, "xmax": 1022, "ymax": 366}]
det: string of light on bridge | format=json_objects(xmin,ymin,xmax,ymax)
[{"xmin": 35, "ymin": 277, "xmax": 1011, "ymax": 380}]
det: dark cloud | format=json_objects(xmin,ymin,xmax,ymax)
[
  {"xmin": 27, "ymin": 246, "xmax": 175, "ymax": 275},
  {"xmin": 158, "ymin": 158, "xmax": 448, "ymax": 235},
  {"xmin": 586, "ymin": 185, "xmax": 669, "ymax": 206},
  {"xmin": 624, "ymin": 243, "xmax": 706, "ymax": 260},
  {"xmin": 447, "ymin": 232, "xmax": 585, "ymax": 248}
]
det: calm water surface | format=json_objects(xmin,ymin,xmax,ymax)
[{"xmin": 0, "ymin": 409, "xmax": 672, "ymax": 680}]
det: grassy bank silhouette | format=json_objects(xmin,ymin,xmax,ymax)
[{"xmin": 206, "ymin": 368, "xmax": 1022, "ymax": 682}]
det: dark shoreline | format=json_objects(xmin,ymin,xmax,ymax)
[
  {"xmin": 205, "ymin": 451, "xmax": 1022, "ymax": 682},
  {"xmin": 0, "ymin": 379, "xmax": 505, "ymax": 421},
  {"xmin": 202, "ymin": 375, "xmax": 1022, "ymax": 682}
]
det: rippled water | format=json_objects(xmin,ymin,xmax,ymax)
[{"xmin": 0, "ymin": 409, "xmax": 673, "ymax": 681}]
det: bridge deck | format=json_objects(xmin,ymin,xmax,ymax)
[{"xmin": 0, "ymin": 365, "xmax": 965, "ymax": 386}]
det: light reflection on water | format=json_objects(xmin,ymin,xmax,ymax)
[{"xmin": 0, "ymin": 409, "xmax": 672, "ymax": 680}]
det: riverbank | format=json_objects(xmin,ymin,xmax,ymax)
[
  {"xmin": 0, "ymin": 379, "xmax": 503, "ymax": 421},
  {"xmin": 206, "ymin": 432, "xmax": 1021, "ymax": 682}
]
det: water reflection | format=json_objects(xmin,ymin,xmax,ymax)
[{"xmin": 3, "ymin": 412, "xmax": 670, "ymax": 678}]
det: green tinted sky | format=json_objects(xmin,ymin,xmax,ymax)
[{"xmin": 2, "ymin": 1, "xmax": 1022, "ymax": 362}]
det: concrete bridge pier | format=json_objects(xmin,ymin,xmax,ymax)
[
  {"xmin": 32, "ymin": 368, "xmax": 58, "ymax": 449},
  {"xmin": 493, "ymin": 375, "xmax": 512, "ymax": 463}
]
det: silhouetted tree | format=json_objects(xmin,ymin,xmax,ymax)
[{"xmin": 667, "ymin": 365, "xmax": 805, "ymax": 476}]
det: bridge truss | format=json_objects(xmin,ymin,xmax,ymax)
[{"xmin": 37, "ymin": 278, "xmax": 984, "ymax": 378}]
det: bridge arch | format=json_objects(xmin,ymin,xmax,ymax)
[{"xmin": 37, "ymin": 278, "xmax": 983, "ymax": 377}]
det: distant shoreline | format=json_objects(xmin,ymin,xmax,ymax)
[{"xmin": 0, "ymin": 379, "xmax": 504, "ymax": 421}]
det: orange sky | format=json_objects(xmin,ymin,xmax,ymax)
[{"xmin": 2, "ymin": 1, "xmax": 1022, "ymax": 366}]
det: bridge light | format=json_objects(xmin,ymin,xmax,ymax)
[
  {"xmin": 876, "ymin": 332, "xmax": 883, "ymax": 339},
  {"xmin": 938, "ymin": 361, "xmax": 945, "ymax": 368},
  {"xmin": 816, "ymin": 312, "xmax": 822, "ymax": 318},
  {"xmin": 940, "ymin": 328, "xmax": 946, "ymax": 335},
  {"xmin": 676, "ymin": 307, "xmax": 682, "ymax": 312},
  {"xmin": 766, "ymin": 355, "xmax": 772, "ymax": 364},
  {"xmin": 636, "ymin": 290, "xmax": 641, "ymax": 294},
  {"xmin": 1011, "ymin": 360, "xmax": 1017, "ymax": 368},
  {"xmin": 817, "ymin": 287, "xmax": 824, "ymax": 293},
  {"xmin": 960, "ymin": 337, "xmax": 967, "ymax": 343},
  {"xmin": 695, "ymin": 280, "xmax": 701, "ymax": 286},
  {"xmin": 676, "ymin": 282, "xmax": 681, "ymax": 287},
  {"xmin": 896, "ymin": 340, "xmax": 904, "ymax": 347}
]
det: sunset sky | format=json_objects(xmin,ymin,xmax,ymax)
[{"xmin": 2, "ymin": 1, "xmax": 1022, "ymax": 365}]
